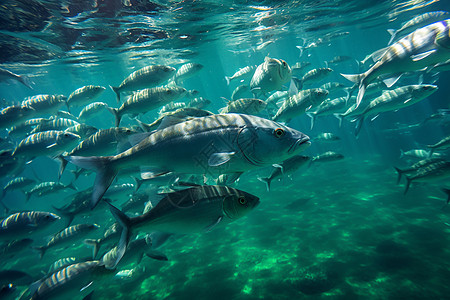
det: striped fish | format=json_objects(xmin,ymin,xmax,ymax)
[
  {"xmin": 219, "ymin": 98, "xmax": 267, "ymax": 115},
  {"xmin": 77, "ymin": 102, "xmax": 108, "ymax": 121},
  {"xmin": 108, "ymin": 86, "xmax": 187, "ymax": 127},
  {"xmin": 0, "ymin": 211, "xmax": 60, "ymax": 239},
  {"xmin": 12, "ymin": 130, "xmax": 81, "ymax": 159},
  {"xmin": 1, "ymin": 177, "xmax": 36, "ymax": 199},
  {"xmin": 30, "ymin": 118, "xmax": 80, "ymax": 134},
  {"xmin": 7, "ymin": 118, "xmax": 49, "ymax": 139},
  {"xmin": 404, "ymin": 160, "xmax": 450, "ymax": 194},
  {"xmin": 64, "ymin": 124, "xmax": 98, "ymax": 139},
  {"xmin": 387, "ymin": 11, "xmax": 449, "ymax": 45},
  {"xmin": 428, "ymin": 136, "xmax": 450, "ymax": 155},
  {"xmin": 29, "ymin": 261, "xmax": 103, "ymax": 300},
  {"xmin": 111, "ymin": 65, "xmax": 176, "ymax": 103},
  {"xmin": 84, "ymin": 223, "xmax": 121, "ymax": 259},
  {"xmin": 66, "ymin": 113, "xmax": 311, "ymax": 209},
  {"xmin": 307, "ymin": 97, "xmax": 347, "ymax": 129},
  {"xmin": 35, "ymin": 223, "xmax": 99, "ymax": 258},
  {"xmin": 22, "ymin": 94, "xmax": 67, "ymax": 117},
  {"xmin": 173, "ymin": 63, "xmax": 204, "ymax": 84},
  {"xmin": 25, "ymin": 181, "xmax": 77, "ymax": 202},
  {"xmin": 231, "ymin": 85, "xmax": 251, "ymax": 101},
  {"xmin": 48, "ymin": 257, "xmax": 79, "ymax": 274},
  {"xmin": 225, "ymin": 65, "xmax": 255, "ymax": 85},
  {"xmin": 250, "ymin": 57, "xmax": 292, "ymax": 96},
  {"xmin": 394, "ymin": 157, "xmax": 444, "ymax": 184},
  {"xmin": 0, "ymin": 105, "xmax": 36, "ymax": 129},
  {"xmin": 67, "ymin": 85, "xmax": 106, "ymax": 109},
  {"xmin": 342, "ymin": 19, "xmax": 450, "ymax": 108},
  {"xmin": 298, "ymin": 67, "xmax": 333, "ymax": 89},
  {"xmin": 273, "ymin": 88, "xmax": 329, "ymax": 122}
]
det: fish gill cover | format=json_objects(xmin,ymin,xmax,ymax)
[{"xmin": 1, "ymin": 0, "xmax": 450, "ymax": 299}]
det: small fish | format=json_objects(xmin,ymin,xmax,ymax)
[
  {"xmin": 352, "ymin": 85, "xmax": 438, "ymax": 136},
  {"xmin": 158, "ymin": 102, "xmax": 187, "ymax": 116},
  {"xmin": 400, "ymin": 149, "xmax": 435, "ymax": 160},
  {"xmin": 64, "ymin": 124, "xmax": 98, "ymax": 139},
  {"xmin": 342, "ymin": 19, "xmax": 450, "ymax": 108},
  {"xmin": 25, "ymin": 181, "xmax": 77, "ymax": 202},
  {"xmin": 315, "ymin": 133, "xmax": 341, "ymax": 142},
  {"xmin": 108, "ymin": 86, "xmax": 187, "ymax": 127},
  {"xmin": 173, "ymin": 63, "xmax": 204, "ymax": 84},
  {"xmin": 77, "ymin": 102, "xmax": 109, "ymax": 122},
  {"xmin": 1, "ymin": 177, "xmax": 36, "ymax": 199},
  {"xmin": 393, "ymin": 157, "xmax": 444, "ymax": 184},
  {"xmin": 310, "ymin": 151, "xmax": 344, "ymax": 165},
  {"xmin": 187, "ymin": 97, "xmax": 211, "ymax": 109},
  {"xmin": 428, "ymin": 136, "xmax": 450, "ymax": 156},
  {"xmin": 273, "ymin": 88, "xmax": 329, "ymax": 122},
  {"xmin": 258, "ymin": 155, "xmax": 310, "ymax": 191},
  {"xmin": 231, "ymin": 85, "xmax": 252, "ymax": 101},
  {"xmin": 84, "ymin": 223, "xmax": 122, "ymax": 258},
  {"xmin": 404, "ymin": 161, "xmax": 450, "ymax": 194},
  {"xmin": 0, "ymin": 211, "xmax": 60, "ymax": 239},
  {"xmin": 67, "ymin": 85, "xmax": 106, "ymax": 109},
  {"xmin": 48, "ymin": 257, "xmax": 79, "ymax": 274},
  {"xmin": 111, "ymin": 65, "xmax": 176, "ymax": 103},
  {"xmin": 22, "ymin": 94, "xmax": 67, "ymax": 117},
  {"xmin": 30, "ymin": 118, "xmax": 80, "ymax": 134},
  {"xmin": 291, "ymin": 62, "xmax": 311, "ymax": 76},
  {"xmin": 0, "ymin": 105, "xmax": 36, "ymax": 129},
  {"xmin": 7, "ymin": 118, "xmax": 49, "ymax": 139},
  {"xmin": 34, "ymin": 223, "xmax": 100, "ymax": 259},
  {"xmin": 225, "ymin": 65, "xmax": 256, "ymax": 85},
  {"xmin": 219, "ymin": 98, "xmax": 267, "ymax": 115},
  {"xmin": 307, "ymin": 97, "xmax": 346, "ymax": 129},
  {"xmin": 250, "ymin": 57, "xmax": 292, "ymax": 96},
  {"xmin": 0, "ymin": 238, "xmax": 33, "ymax": 258},
  {"xmin": 107, "ymin": 184, "xmax": 260, "ymax": 266},
  {"xmin": 298, "ymin": 68, "xmax": 333, "ymax": 89},
  {"xmin": 0, "ymin": 67, "xmax": 33, "ymax": 89},
  {"xmin": 325, "ymin": 56, "xmax": 353, "ymax": 67}
]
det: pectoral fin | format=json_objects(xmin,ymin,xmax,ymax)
[
  {"xmin": 46, "ymin": 143, "xmax": 57, "ymax": 149},
  {"xmin": 411, "ymin": 50, "xmax": 436, "ymax": 61},
  {"xmin": 205, "ymin": 216, "xmax": 222, "ymax": 232},
  {"xmin": 208, "ymin": 152, "xmax": 235, "ymax": 167}
]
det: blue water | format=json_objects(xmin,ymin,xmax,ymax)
[{"xmin": 1, "ymin": 0, "xmax": 450, "ymax": 299}]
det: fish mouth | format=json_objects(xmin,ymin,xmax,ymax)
[{"xmin": 288, "ymin": 136, "xmax": 311, "ymax": 154}]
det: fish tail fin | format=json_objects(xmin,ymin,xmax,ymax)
[
  {"xmin": 84, "ymin": 239, "xmax": 101, "ymax": 258},
  {"xmin": 393, "ymin": 167, "xmax": 404, "ymax": 185},
  {"xmin": 225, "ymin": 76, "xmax": 231, "ymax": 85},
  {"xmin": 296, "ymin": 45, "xmax": 304, "ymax": 57},
  {"xmin": 399, "ymin": 149, "xmax": 405, "ymax": 159},
  {"xmin": 341, "ymin": 73, "xmax": 366, "ymax": 108},
  {"xmin": 354, "ymin": 115, "xmax": 364, "ymax": 136},
  {"xmin": 110, "ymin": 86, "xmax": 121, "ymax": 103},
  {"xmin": 64, "ymin": 156, "xmax": 118, "ymax": 209},
  {"xmin": 25, "ymin": 191, "xmax": 31, "ymax": 202},
  {"xmin": 131, "ymin": 176, "xmax": 143, "ymax": 192},
  {"xmin": 387, "ymin": 29, "xmax": 396, "ymax": 45},
  {"xmin": 257, "ymin": 177, "xmax": 271, "ymax": 192},
  {"xmin": 57, "ymin": 155, "xmax": 68, "ymax": 180},
  {"xmin": 334, "ymin": 113, "xmax": 344, "ymax": 127},
  {"xmin": 404, "ymin": 176, "xmax": 412, "ymax": 195},
  {"xmin": 34, "ymin": 246, "xmax": 46, "ymax": 259},
  {"xmin": 18, "ymin": 75, "xmax": 33, "ymax": 89},
  {"xmin": 107, "ymin": 107, "xmax": 121, "ymax": 127},
  {"xmin": 441, "ymin": 188, "xmax": 450, "ymax": 205},
  {"xmin": 52, "ymin": 206, "xmax": 75, "ymax": 227},
  {"xmin": 106, "ymin": 202, "xmax": 131, "ymax": 266},
  {"xmin": 306, "ymin": 112, "xmax": 316, "ymax": 130}
]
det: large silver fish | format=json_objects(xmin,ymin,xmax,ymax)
[
  {"xmin": 111, "ymin": 65, "xmax": 176, "ymax": 103},
  {"xmin": 342, "ymin": 19, "xmax": 450, "ymax": 108},
  {"xmin": 173, "ymin": 63, "xmax": 204, "ymax": 84},
  {"xmin": 66, "ymin": 113, "xmax": 310, "ymax": 208},
  {"xmin": 250, "ymin": 57, "xmax": 292, "ymax": 96},
  {"xmin": 67, "ymin": 85, "xmax": 106, "ymax": 109},
  {"xmin": 22, "ymin": 94, "xmax": 67, "ymax": 117},
  {"xmin": 107, "ymin": 184, "xmax": 260, "ymax": 267}
]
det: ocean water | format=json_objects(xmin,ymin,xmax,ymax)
[{"xmin": 1, "ymin": 0, "xmax": 450, "ymax": 299}]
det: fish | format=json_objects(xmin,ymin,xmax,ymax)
[
  {"xmin": 108, "ymin": 184, "xmax": 260, "ymax": 265},
  {"xmin": 297, "ymin": 68, "xmax": 333, "ymax": 89},
  {"xmin": 272, "ymin": 88, "xmax": 329, "ymax": 122},
  {"xmin": 400, "ymin": 149, "xmax": 437, "ymax": 160},
  {"xmin": 56, "ymin": 110, "xmax": 78, "ymax": 121},
  {"xmin": 250, "ymin": 57, "xmax": 292, "ymax": 96},
  {"xmin": 352, "ymin": 85, "xmax": 438, "ymax": 136},
  {"xmin": 67, "ymin": 86, "xmax": 106, "ymax": 109},
  {"xmin": 258, "ymin": 155, "xmax": 311, "ymax": 191},
  {"xmin": 0, "ymin": 105, "xmax": 36, "ymax": 129},
  {"xmin": 84, "ymin": 223, "xmax": 122, "ymax": 259},
  {"xmin": 393, "ymin": 157, "xmax": 444, "ymax": 184},
  {"xmin": 30, "ymin": 118, "xmax": 80, "ymax": 134},
  {"xmin": 0, "ymin": 150, "xmax": 26, "ymax": 180},
  {"xmin": 111, "ymin": 65, "xmax": 176, "ymax": 103},
  {"xmin": 22, "ymin": 94, "xmax": 67, "ymax": 117},
  {"xmin": 0, "ymin": 67, "xmax": 33, "ymax": 89},
  {"xmin": 25, "ymin": 182, "xmax": 77, "ymax": 202},
  {"xmin": 12, "ymin": 130, "xmax": 81, "ymax": 161},
  {"xmin": 7, "ymin": 118, "xmax": 49, "ymax": 140},
  {"xmin": 64, "ymin": 124, "xmax": 98, "ymax": 140},
  {"xmin": 173, "ymin": 63, "xmax": 204, "ymax": 84},
  {"xmin": 225, "ymin": 66, "xmax": 256, "ymax": 85},
  {"xmin": 306, "ymin": 97, "xmax": 347, "ymax": 129},
  {"xmin": 65, "ymin": 113, "xmax": 311, "ymax": 208},
  {"xmin": 387, "ymin": 11, "xmax": 449, "ymax": 45},
  {"xmin": 0, "ymin": 238, "xmax": 33, "ymax": 259},
  {"xmin": 34, "ymin": 223, "xmax": 100, "ymax": 259},
  {"xmin": 404, "ymin": 160, "xmax": 450, "ymax": 194},
  {"xmin": 310, "ymin": 151, "xmax": 345, "ymax": 166},
  {"xmin": 342, "ymin": 19, "xmax": 450, "ymax": 108},
  {"xmin": 325, "ymin": 56, "xmax": 354, "ymax": 67},
  {"xmin": 219, "ymin": 98, "xmax": 267, "ymax": 115},
  {"xmin": 315, "ymin": 132, "xmax": 341, "ymax": 142},
  {"xmin": 187, "ymin": 97, "xmax": 211, "ymax": 109},
  {"xmin": 1, "ymin": 177, "xmax": 36, "ymax": 199},
  {"xmin": 428, "ymin": 136, "xmax": 450, "ymax": 156},
  {"xmin": 231, "ymin": 85, "xmax": 252, "ymax": 101},
  {"xmin": 135, "ymin": 107, "xmax": 214, "ymax": 132},
  {"xmin": 0, "ymin": 211, "xmax": 60, "ymax": 240},
  {"xmin": 108, "ymin": 86, "xmax": 187, "ymax": 127},
  {"xmin": 158, "ymin": 102, "xmax": 187, "ymax": 116},
  {"xmin": 48, "ymin": 257, "xmax": 79, "ymax": 274},
  {"xmin": 28, "ymin": 261, "xmax": 105, "ymax": 300},
  {"xmin": 77, "ymin": 102, "xmax": 109, "ymax": 122},
  {"xmin": 291, "ymin": 62, "xmax": 311, "ymax": 76},
  {"xmin": 265, "ymin": 91, "xmax": 289, "ymax": 107}
]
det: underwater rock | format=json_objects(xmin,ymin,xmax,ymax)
[{"xmin": 294, "ymin": 265, "xmax": 337, "ymax": 295}]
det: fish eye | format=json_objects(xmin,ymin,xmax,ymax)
[
  {"xmin": 274, "ymin": 128, "xmax": 285, "ymax": 138},
  {"xmin": 64, "ymin": 133, "xmax": 69, "ymax": 137},
  {"xmin": 238, "ymin": 196, "xmax": 246, "ymax": 205}
]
